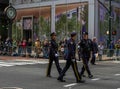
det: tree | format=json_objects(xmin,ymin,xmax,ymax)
[
  {"xmin": 39, "ymin": 16, "xmax": 50, "ymax": 40},
  {"xmin": 80, "ymin": 5, "xmax": 88, "ymax": 31}
]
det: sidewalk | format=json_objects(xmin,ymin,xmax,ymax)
[
  {"xmin": 0, "ymin": 54, "xmax": 119, "ymax": 61},
  {"xmin": 0, "ymin": 56, "xmax": 45, "ymax": 60}
]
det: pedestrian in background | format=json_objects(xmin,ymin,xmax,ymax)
[
  {"xmin": 35, "ymin": 38, "xmax": 41, "ymax": 58},
  {"xmin": 27, "ymin": 38, "xmax": 32, "ymax": 57},
  {"xmin": 43, "ymin": 39, "xmax": 49, "ymax": 59},
  {"xmin": 115, "ymin": 39, "xmax": 120, "ymax": 60},
  {"xmin": 108, "ymin": 41, "xmax": 115, "ymax": 57},
  {"xmin": 21, "ymin": 39, "xmax": 27, "ymax": 57},
  {"xmin": 98, "ymin": 42, "xmax": 104, "ymax": 61},
  {"xmin": 57, "ymin": 32, "xmax": 85, "ymax": 83},
  {"xmin": 46, "ymin": 32, "xmax": 62, "ymax": 77},
  {"xmin": 0, "ymin": 35, "xmax": 3, "ymax": 55},
  {"xmin": 17, "ymin": 40, "xmax": 22, "ymax": 56},
  {"xmin": 63, "ymin": 38, "xmax": 68, "ymax": 60},
  {"xmin": 79, "ymin": 32, "xmax": 93, "ymax": 78},
  {"xmin": 91, "ymin": 37, "xmax": 98, "ymax": 65}
]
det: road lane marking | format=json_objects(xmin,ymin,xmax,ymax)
[
  {"xmin": 64, "ymin": 83, "xmax": 77, "ymax": 88},
  {"xmin": 0, "ymin": 61, "xmax": 49, "ymax": 67},
  {"xmin": 91, "ymin": 78, "xmax": 100, "ymax": 81},
  {"xmin": 0, "ymin": 87, "xmax": 23, "ymax": 89},
  {"xmin": 114, "ymin": 74, "xmax": 120, "ymax": 76},
  {"xmin": 0, "ymin": 64, "xmax": 14, "ymax": 67},
  {"xmin": 113, "ymin": 61, "xmax": 120, "ymax": 63}
]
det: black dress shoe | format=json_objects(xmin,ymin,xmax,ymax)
[
  {"xmin": 82, "ymin": 75, "xmax": 86, "ymax": 77},
  {"xmin": 46, "ymin": 75, "xmax": 52, "ymax": 77},
  {"xmin": 77, "ymin": 80, "xmax": 85, "ymax": 83},
  {"xmin": 91, "ymin": 63, "xmax": 96, "ymax": 65},
  {"xmin": 88, "ymin": 75, "xmax": 93, "ymax": 78},
  {"xmin": 57, "ymin": 77, "xmax": 66, "ymax": 82}
]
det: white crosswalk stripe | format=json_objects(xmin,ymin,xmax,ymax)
[
  {"xmin": 0, "ymin": 60, "xmax": 48, "ymax": 67},
  {"xmin": 0, "ymin": 59, "xmax": 66, "ymax": 67}
]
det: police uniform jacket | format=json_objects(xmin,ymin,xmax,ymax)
[
  {"xmin": 49, "ymin": 39, "xmax": 58, "ymax": 57},
  {"xmin": 66, "ymin": 38, "xmax": 76, "ymax": 60},
  {"xmin": 80, "ymin": 39, "xmax": 93, "ymax": 58}
]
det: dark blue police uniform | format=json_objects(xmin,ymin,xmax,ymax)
[
  {"xmin": 79, "ymin": 32, "xmax": 93, "ymax": 78},
  {"xmin": 46, "ymin": 32, "xmax": 62, "ymax": 77},
  {"xmin": 58, "ymin": 32, "xmax": 84, "ymax": 83}
]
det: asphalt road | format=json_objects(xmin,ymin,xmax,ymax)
[{"xmin": 0, "ymin": 60, "xmax": 120, "ymax": 89}]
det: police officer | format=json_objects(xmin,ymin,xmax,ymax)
[
  {"xmin": 57, "ymin": 32, "xmax": 85, "ymax": 83},
  {"xmin": 79, "ymin": 32, "xmax": 93, "ymax": 78},
  {"xmin": 46, "ymin": 32, "xmax": 62, "ymax": 77}
]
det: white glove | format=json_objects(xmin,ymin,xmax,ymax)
[
  {"xmin": 72, "ymin": 59, "xmax": 76, "ymax": 62},
  {"xmin": 55, "ymin": 53, "xmax": 58, "ymax": 57}
]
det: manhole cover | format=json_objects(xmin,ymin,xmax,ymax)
[{"xmin": 0, "ymin": 87, "xmax": 23, "ymax": 89}]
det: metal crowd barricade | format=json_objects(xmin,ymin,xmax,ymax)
[
  {"xmin": 0, "ymin": 44, "xmax": 12, "ymax": 56},
  {"xmin": 0, "ymin": 45, "xmax": 43, "ymax": 58},
  {"xmin": 98, "ymin": 49, "xmax": 120, "ymax": 61},
  {"xmin": 1, "ymin": 43, "xmax": 120, "ymax": 61},
  {"xmin": 16, "ymin": 46, "xmax": 43, "ymax": 58}
]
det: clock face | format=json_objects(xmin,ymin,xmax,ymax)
[{"xmin": 6, "ymin": 6, "xmax": 16, "ymax": 20}]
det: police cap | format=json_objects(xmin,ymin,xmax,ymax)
[
  {"xmin": 50, "ymin": 32, "xmax": 56, "ymax": 36},
  {"xmin": 71, "ymin": 32, "xmax": 77, "ymax": 37},
  {"xmin": 83, "ymin": 32, "xmax": 88, "ymax": 35}
]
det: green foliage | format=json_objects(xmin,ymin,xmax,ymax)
[
  {"xmin": 80, "ymin": 5, "xmax": 88, "ymax": 31},
  {"xmin": 39, "ymin": 16, "xmax": 50, "ymax": 39}
]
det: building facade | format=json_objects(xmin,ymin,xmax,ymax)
[{"xmin": 9, "ymin": 0, "xmax": 120, "ymax": 43}]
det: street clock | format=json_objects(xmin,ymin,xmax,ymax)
[{"xmin": 4, "ymin": 5, "xmax": 16, "ymax": 20}]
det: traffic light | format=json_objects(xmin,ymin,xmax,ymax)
[{"xmin": 112, "ymin": 30, "xmax": 117, "ymax": 35}]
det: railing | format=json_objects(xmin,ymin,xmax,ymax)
[
  {"xmin": 0, "ymin": 45, "xmax": 48, "ymax": 58},
  {"xmin": 98, "ymin": 49, "xmax": 120, "ymax": 61},
  {"xmin": 11, "ymin": 0, "xmax": 60, "ymax": 5},
  {"xmin": 0, "ymin": 44, "xmax": 120, "ymax": 60}
]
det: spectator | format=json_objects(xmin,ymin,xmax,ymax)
[
  {"xmin": 12, "ymin": 39, "xmax": 18, "ymax": 56},
  {"xmin": 21, "ymin": 39, "xmax": 27, "ymax": 57},
  {"xmin": 63, "ymin": 38, "xmax": 68, "ymax": 60},
  {"xmin": 108, "ymin": 41, "xmax": 115, "ymax": 57},
  {"xmin": 4, "ymin": 37, "xmax": 12, "ymax": 55},
  {"xmin": 17, "ymin": 40, "xmax": 22, "ymax": 56},
  {"xmin": 98, "ymin": 42, "xmax": 104, "ymax": 61},
  {"xmin": 115, "ymin": 39, "xmax": 120, "ymax": 60},
  {"xmin": 91, "ymin": 37, "xmax": 98, "ymax": 65},
  {"xmin": 43, "ymin": 39, "xmax": 49, "ymax": 59},
  {"xmin": 27, "ymin": 38, "xmax": 32, "ymax": 57},
  {"xmin": 0, "ymin": 35, "xmax": 3, "ymax": 55},
  {"xmin": 35, "ymin": 38, "xmax": 41, "ymax": 58}
]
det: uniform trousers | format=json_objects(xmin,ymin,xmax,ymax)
[
  {"xmin": 46, "ymin": 56, "xmax": 62, "ymax": 76},
  {"xmin": 58, "ymin": 59, "xmax": 81, "ymax": 81},
  {"xmin": 80, "ymin": 56, "xmax": 92, "ymax": 76}
]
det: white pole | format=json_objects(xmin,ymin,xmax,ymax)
[
  {"xmin": 88, "ymin": 0, "xmax": 95, "ymax": 39},
  {"xmin": 51, "ymin": 2, "xmax": 56, "ymax": 33}
]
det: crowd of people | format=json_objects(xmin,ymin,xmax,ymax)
[
  {"xmin": 0, "ymin": 34, "xmax": 120, "ymax": 60},
  {"xmin": 0, "ymin": 35, "xmax": 49, "ymax": 58}
]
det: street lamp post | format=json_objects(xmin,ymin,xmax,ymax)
[
  {"xmin": 108, "ymin": 0, "xmax": 112, "ymax": 46},
  {"xmin": 98, "ymin": 0, "xmax": 112, "ymax": 48}
]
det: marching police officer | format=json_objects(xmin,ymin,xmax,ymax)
[
  {"xmin": 79, "ymin": 32, "xmax": 93, "ymax": 78},
  {"xmin": 57, "ymin": 32, "xmax": 85, "ymax": 83},
  {"xmin": 46, "ymin": 32, "xmax": 62, "ymax": 77}
]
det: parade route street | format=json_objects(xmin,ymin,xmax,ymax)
[{"xmin": 0, "ymin": 59, "xmax": 120, "ymax": 89}]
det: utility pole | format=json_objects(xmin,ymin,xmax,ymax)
[
  {"xmin": 108, "ymin": 0, "xmax": 112, "ymax": 45},
  {"xmin": 97, "ymin": 0, "xmax": 112, "ymax": 48}
]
